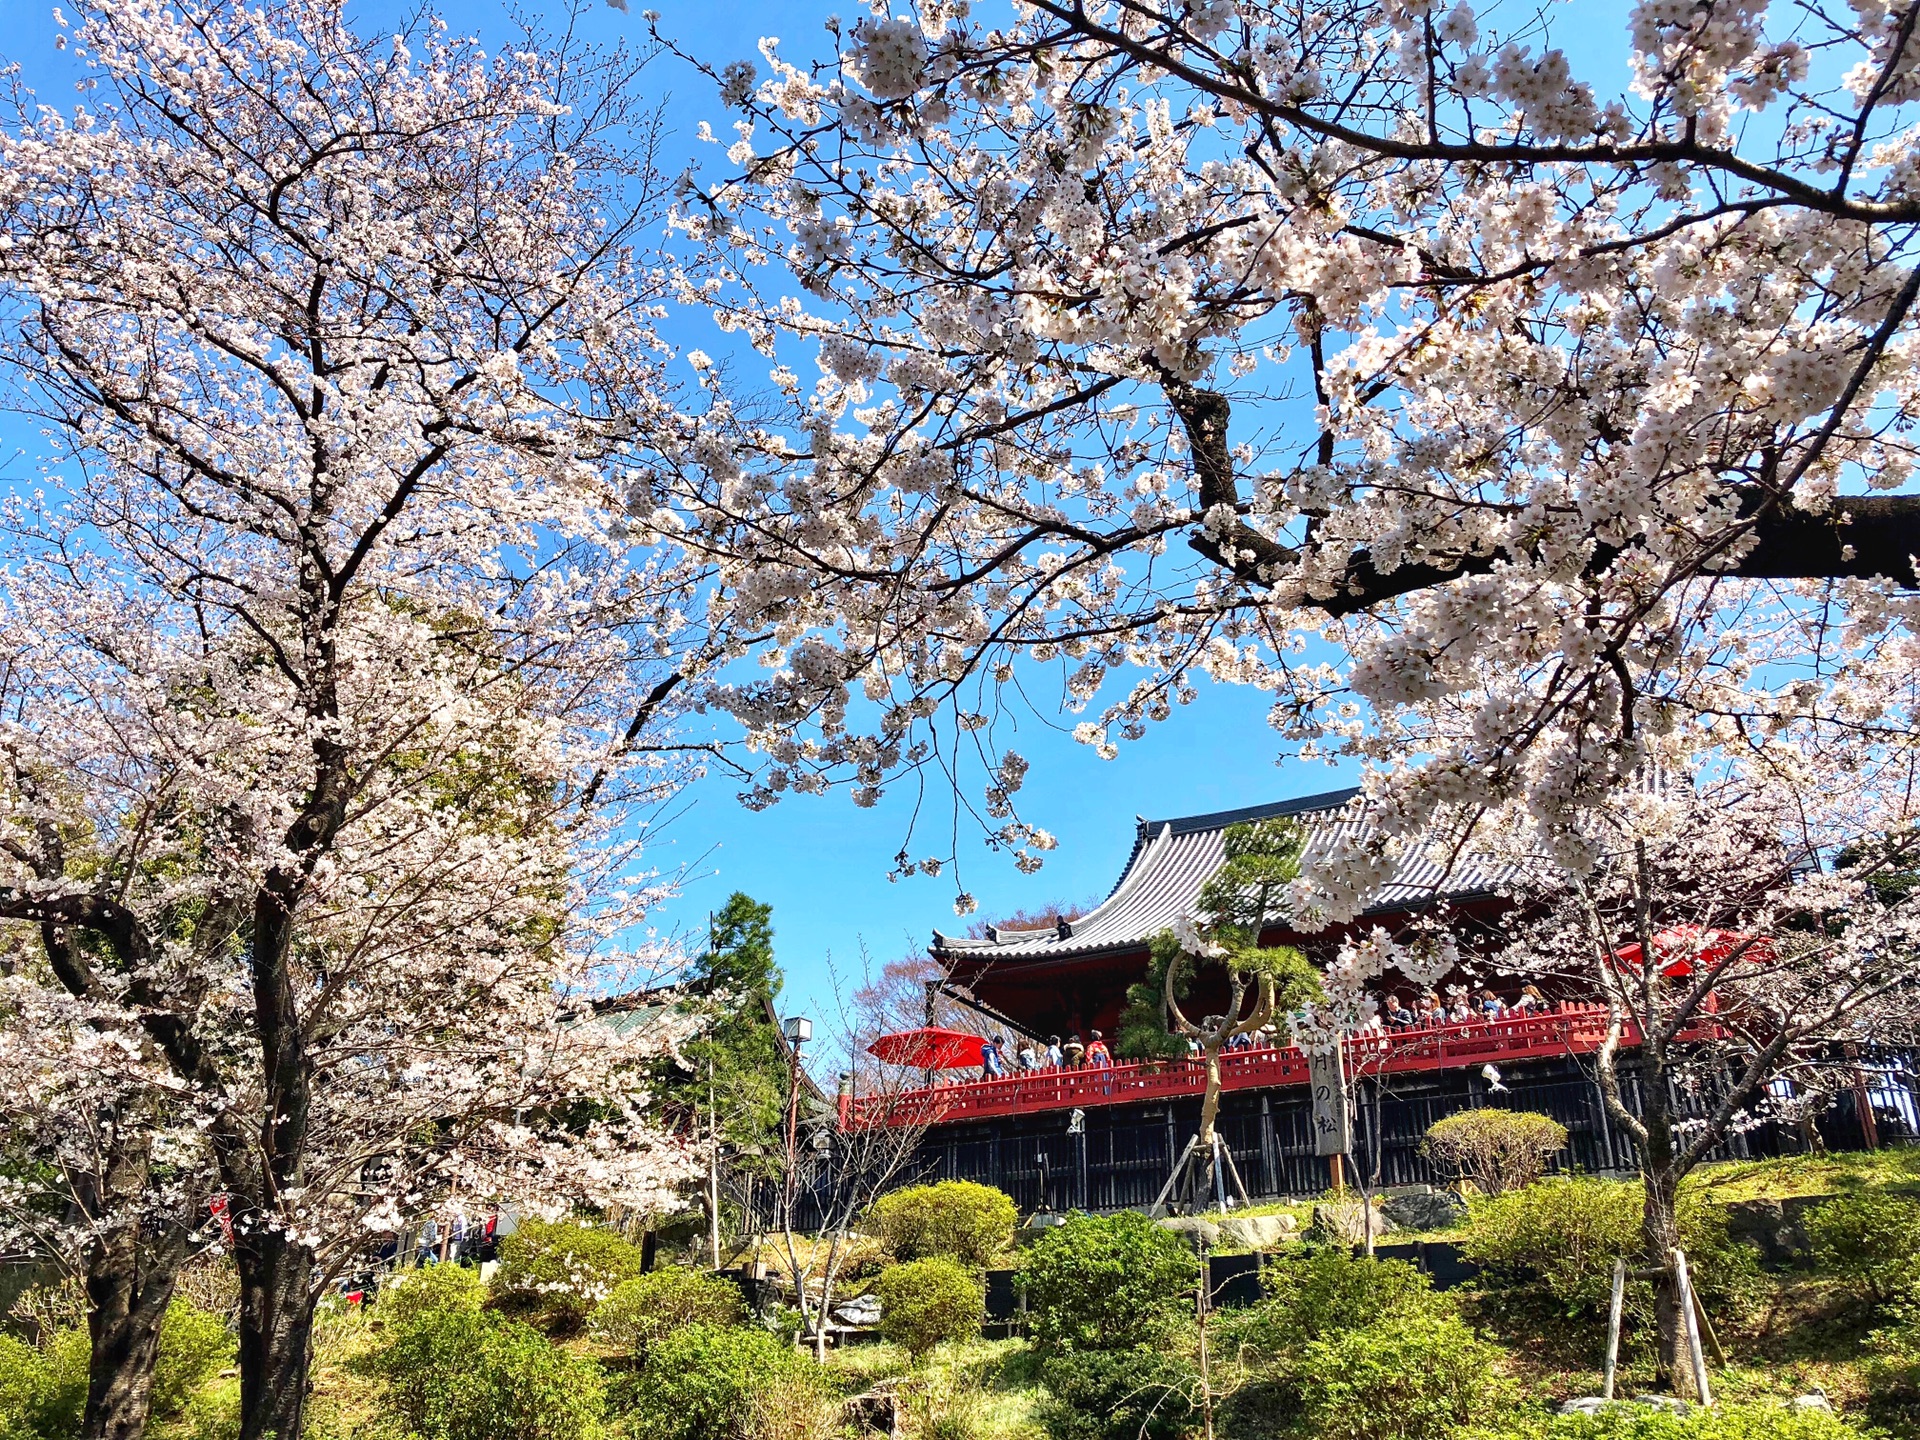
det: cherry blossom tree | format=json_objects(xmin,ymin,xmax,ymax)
[
  {"xmin": 0, "ymin": 1, "xmax": 713, "ymax": 1435},
  {"xmin": 634, "ymin": 0, "xmax": 1920, "ymax": 916},
  {"xmin": 1478, "ymin": 770, "xmax": 1920, "ymax": 1382}
]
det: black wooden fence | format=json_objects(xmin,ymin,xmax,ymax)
[{"xmin": 762, "ymin": 1046, "xmax": 1920, "ymax": 1228}]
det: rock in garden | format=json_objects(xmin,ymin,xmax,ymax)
[
  {"xmin": 1217, "ymin": 1213, "xmax": 1298, "ymax": 1250},
  {"xmin": 833, "ymin": 1292, "xmax": 882, "ymax": 1326},
  {"xmin": 1381, "ymin": 1190, "xmax": 1467, "ymax": 1231},
  {"xmin": 1155, "ymin": 1215, "xmax": 1223, "ymax": 1246},
  {"xmin": 1306, "ymin": 1200, "xmax": 1398, "ymax": 1245},
  {"xmin": 1557, "ymin": 1398, "xmax": 1617, "ymax": 1417}
]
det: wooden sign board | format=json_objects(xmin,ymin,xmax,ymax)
[{"xmin": 1308, "ymin": 1045, "xmax": 1351, "ymax": 1157}]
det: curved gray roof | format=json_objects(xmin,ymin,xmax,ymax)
[{"xmin": 932, "ymin": 787, "xmax": 1516, "ymax": 963}]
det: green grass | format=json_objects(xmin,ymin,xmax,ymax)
[{"xmin": 1689, "ymin": 1150, "xmax": 1920, "ymax": 1205}]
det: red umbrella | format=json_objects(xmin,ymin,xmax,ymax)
[
  {"xmin": 1612, "ymin": 926, "xmax": 1772, "ymax": 979},
  {"xmin": 869, "ymin": 1026, "xmax": 988, "ymax": 1069}
]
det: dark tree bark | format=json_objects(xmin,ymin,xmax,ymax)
[
  {"xmin": 75, "ymin": 1140, "xmax": 193, "ymax": 1440},
  {"xmin": 232, "ymin": 1222, "xmax": 314, "ymax": 1440}
]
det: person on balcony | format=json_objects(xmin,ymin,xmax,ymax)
[
  {"xmin": 1062, "ymin": 1033, "xmax": 1086, "ymax": 1068},
  {"xmin": 1045, "ymin": 1035, "xmax": 1064, "ymax": 1068},
  {"xmin": 981, "ymin": 1034, "xmax": 1007, "ymax": 1080},
  {"xmin": 1085, "ymin": 1031, "xmax": 1113, "ymax": 1068},
  {"xmin": 1016, "ymin": 1040, "xmax": 1039, "ymax": 1071},
  {"xmin": 1416, "ymin": 993, "xmax": 1443, "ymax": 1027},
  {"xmin": 1511, "ymin": 984, "xmax": 1547, "ymax": 1016},
  {"xmin": 1448, "ymin": 992, "xmax": 1475, "ymax": 1024},
  {"xmin": 1386, "ymin": 995, "xmax": 1415, "ymax": 1029},
  {"xmin": 1481, "ymin": 989, "xmax": 1508, "ymax": 1022}
]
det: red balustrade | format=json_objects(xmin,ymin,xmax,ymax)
[{"xmin": 842, "ymin": 1004, "xmax": 1638, "ymax": 1129}]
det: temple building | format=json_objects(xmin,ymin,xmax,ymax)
[{"xmin": 843, "ymin": 787, "xmax": 1889, "ymax": 1214}]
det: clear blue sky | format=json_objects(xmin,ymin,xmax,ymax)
[{"xmin": 0, "ymin": 0, "xmax": 1631, "ymax": 1036}]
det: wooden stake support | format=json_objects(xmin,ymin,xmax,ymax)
[
  {"xmin": 1602, "ymin": 1256, "xmax": 1626, "ymax": 1401},
  {"xmin": 1673, "ymin": 1248, "xmax": 1712, "ymax": 1408}
]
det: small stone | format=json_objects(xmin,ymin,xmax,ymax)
[
  {"xmin": 1156, "ymin": 1215, "xmax": 1223, "ymax": 1246},
  {"xmin": 1792, "ymin": 1390, "xmax": 1834, "ymax": 1412},
  {"xmin": 1381, "ymin": 1190, "xmax": 1467, "ymax": 1232}
]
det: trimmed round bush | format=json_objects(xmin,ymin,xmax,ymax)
[
  {"xmin": 1808, "ymin": 1192, "xmax": 1920, "ymax": 1309},
  {"xmin": 1423, "ymin": 1109, "xmax": 1568, "ymax": 1196},
  {"xmin": 869, "ymin": 1181, "xmax": 1018, "ymax": 1268},
  {"xmin": 150, "ymin": 1300, "xmax": 234, "ymax": 1420},
  {"xmin": 1294, "ymin": 1311, "xmax": 1509, "ymax": 1440},
  {"xmin": 1016, "ymin": 1211, "xmax": 1200, "ymax": 1353},
  {"xmin": 619, "ymin": 1323, "xmax": 819, "ymax": 1440},
  {"xmin": 380, "ymin": 1261, "xmax": 487, "ymax": 1325},
  {"xmin": 493, "ymin": 1218, "xmax": 644, "ymax": 1329},
  {"xmin": 875, "ymin": 1257, "xmax": 985, "ymax": 1359},
  {"xmin": 371, "ymin": 1295, "xmax": 606, "ymax": 1440},
  {"xmin": 590, "ymin": 1268, "xmax": 745, "ymax": 1354},
  {"xmin": 1037, "ymin": 1347, "xmax": 1200, "ymax": 1440}
]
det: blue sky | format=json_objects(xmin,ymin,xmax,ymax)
[{"xmin": 0, "ymin": 0, "xmax": 1633, "ymax": 1034}]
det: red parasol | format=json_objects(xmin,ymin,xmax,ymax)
[
  {"xmin": 869, "ymin": 1026, "xmax": 989, "ymax": 1069},
  {"xmin": 1612, "ymin": 926, "xmax": 1772, "ymax": 979}
]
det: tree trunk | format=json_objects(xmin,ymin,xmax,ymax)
[
  {"xmin": 81, "ymin": 1213, "xmax": 187, "ymax": 1440},
  {"xmin": 1638, "ymin": 1087, "xmax": 1685, "ymax": 1388},
  {"xmin": 233, "ymin": 1223, "xmax": 314, "ymax": 1440}
]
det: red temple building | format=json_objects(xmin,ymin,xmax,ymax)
[{"xmin": 837, "ymin": 788, "xmax": 1895, "ymax": 1214}]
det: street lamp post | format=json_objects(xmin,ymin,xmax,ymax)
[{"xmin": 780, "ymin": 1015, "xmax": 812, "ymax": 1216}]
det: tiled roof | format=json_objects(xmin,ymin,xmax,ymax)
[{"xmin": 931, "ymin": 787, "xmax": 1517, "ymax": 963}]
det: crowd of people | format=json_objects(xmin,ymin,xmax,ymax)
[{"xmin": 967, "ymin": 985, "xmax": 1556, "ymax": 1083}]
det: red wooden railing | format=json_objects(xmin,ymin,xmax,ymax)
[{"xmin": 843, "ymin": 1004, "xmax": 1635, "ymax": 1129}]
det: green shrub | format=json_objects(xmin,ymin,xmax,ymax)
[
  {"xmin": 875, "ymin": 1257, "xmax": 985, "ymax": 1359},
  {"xmin": 1292, "ymin": 1311, "xmax": 1509, "ymax": 1440},
  {"xmin": 1455, "ymin": 1399, "xmax": 1873, "ymax": 1440},
  {"xmin": 1463, "ymin": 1177, "xmax": 1758, "ymax": 1323},
  {"xmin": 380, "ymin": 1260, "xmax": 488, "ymax": 1325},
  {"xmin": 1808, "ymin": 1192, "xmax": 1920, "ymax": 1308},
  {"xmin": 152, "ymin": 1300, "xmax": 235, "ymax": 1420},
  {"xmin": 493, "ymin": 1218, "xmax": 644, "ymax": 1329},
  {"xmin": 868, "ymin": 1181, "xmax": 1018, "ymax": 1268},
  {"xmin": 1037, "ymin": 1347, "xmax": 1200, "ymax": 1440},
  {"xmin": 1218, "ymin": 1246, "xmax": 1450, "ymax": 1358},
  {"xmin": 0, "ymin": 1334, "xmax": 56, "ymax": 1440},
  {"xmin": 590, "ymin": 1267, "xmax": 745, "ymax": 1354},
  {"xmin": 370, "ymin": 1297, "xmax": 607, "ymax": 1440},
  {"xmin": 1016, "ymin": 1211, "xmax": 1199, "ymax": 1353},
  {"xmin": 618, "ymin": 1322, "xmax": 819, "ymax": 1440},
  {"xmin": 1423, "ymin": 1109, "xmax": 1568, "ymax": 1196}
]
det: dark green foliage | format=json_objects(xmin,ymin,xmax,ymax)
[
  {"xmin": 589, "ymin": 1268, "xmax": 745, "ymax": 1355},
  {"xmin": 1037, "ymin": 1347, "xmax": 1201, "ymax": 1440},
  {"xmin": 868, "ymin": 1181, "xmax": 1018, "ymax": 1267},
  {"xmin": 1015, "ymin": 1211, "xmax": 1199, "ymax": 1353},
  {"xmin": 1807, "ymin": 1192, "xmax": 1920, "ymax": 1309},
  {"xmin": 1116, "ymin": 930, "xmax": 1192, "ymax": 1061},
  {"xmin": 657, "ymin": 892, "xmax": 792, "ymax": 1175},
  {"xmin": 1196, "ymin": 818, "xmax": 1307, "ymax": 936},
  {"xmin": 369, "ymin": 1294, "xmax": 607, "ymax": 1440},
  {"xmin": 493, "ymin": 1218, "xmax": 645, "ymax": 1329},
  {"xmin": 616, "ymin": 1322, "xmax": 818, "ymax": 1440},
  {"xmin": 875, "ymin": 1258, "xmax": 986, "ymax": 1359}
]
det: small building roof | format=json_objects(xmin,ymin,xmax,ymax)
[{"xmin": 932, "ymin": 786, "xmax": 1517, "ymax": 965}]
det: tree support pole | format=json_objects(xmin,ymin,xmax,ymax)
[
  {"xmin": 1673, "ymin": 1249, "xmax": 1711, "ymax": 1407},
  {"xmin": 1602, "ymin": 1257, "xmax": 1626, "ymax": 1401}
]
